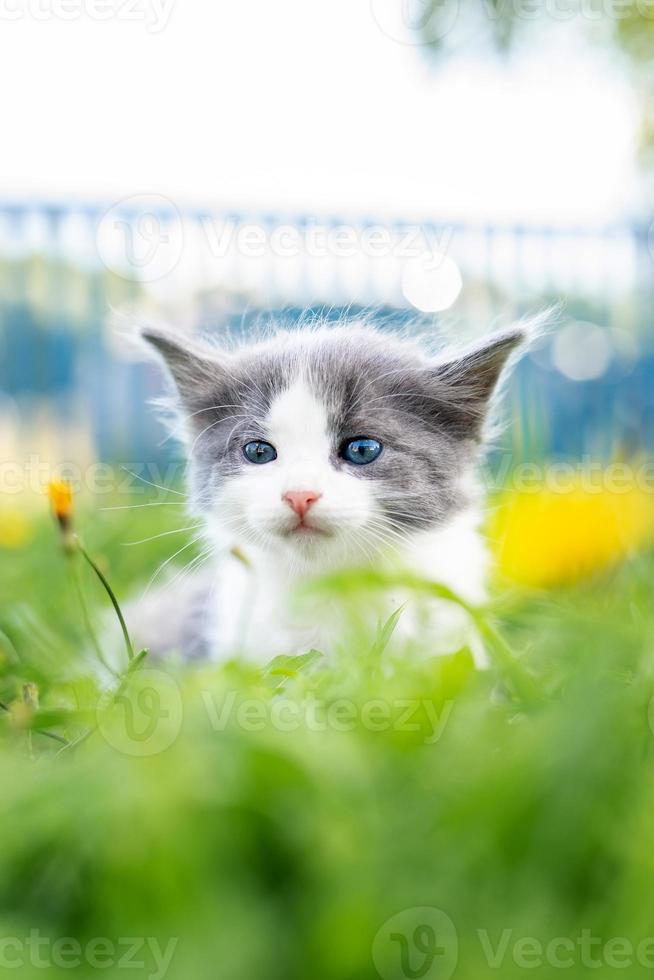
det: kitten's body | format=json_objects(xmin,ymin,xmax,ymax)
[{"xmin": 134, "ymin": 319, "xmax": 526, "ymax": 665}]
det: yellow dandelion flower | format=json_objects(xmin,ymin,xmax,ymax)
[
  {"xmin": 490, "ymin": 467, "xmax": 654, "ymax": 588},
  {"xmin": 47, "ymin": 480, "xmax": 73, "ymax": 517},
  {"xmin": 46, "ymin": 480, "xmax": 78, "ymax": 551},
  {"xmin": 47, "ymin": 480, "xmax": 73, "ymax": 526}
]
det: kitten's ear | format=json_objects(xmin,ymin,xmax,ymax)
[
  {"xmin": 431, "ymin": 324, "xmax": 529, "ymax": 437},
  {"xmin": 140, "ymin": 326, "xmax": 227, "ymax": 409}
]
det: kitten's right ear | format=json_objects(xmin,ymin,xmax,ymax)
[{"xmin": 140, "ymin": 326, "xmax": 227, "ymax": 409}]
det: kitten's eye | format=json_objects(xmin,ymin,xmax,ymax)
[
  {"xmin": 243, "ymin": 440, "xmax": 277, "ymax": 464},
  {"xmin": 340, "ymin": 437, "xmax": 383, "ymax": 465}
]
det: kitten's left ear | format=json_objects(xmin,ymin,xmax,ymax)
[
  {"xmin": 139, "ymin": 325, "xmax": 230, "ymax": 411},
  {"xmin": 431, "ymin": 323, "xmax": 530, "ymax": 437}
]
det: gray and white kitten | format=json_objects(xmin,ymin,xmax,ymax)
[{"xmin": 134, "ymin": 318, "xmax": 527, "ymax": 664}]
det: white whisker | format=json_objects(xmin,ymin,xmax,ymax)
[
  {"xmin": 99, "ymin": 501, "xmax": 186, "ymax": 511},
  {"xmin": 140, "ymin": 536, "xmax": 203, "ymax": 598},
  {"xmin": 120, "ymin": 467, "xmax": 185, "ymax": 496},
  {"xmin": 123, "ymin": 525, "xmax": 201, "ymax": 547}
]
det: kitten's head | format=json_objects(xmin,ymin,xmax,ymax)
[{"xmin": 143, "ymin": 320, "xmax": 527, "ymax": 569}]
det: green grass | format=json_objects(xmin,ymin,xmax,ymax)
[{"xmin": 2, "ymin": 498, "xmax": 654, "ymax": 979}]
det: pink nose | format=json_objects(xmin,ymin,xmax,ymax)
[{"xmin": 282, "ymin": 490, "xmax": 322, "ymax": 519}]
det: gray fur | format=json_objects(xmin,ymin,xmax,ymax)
[{"xmin": 128, "ymin": 569, "xmax": 213, "ymax": 660}]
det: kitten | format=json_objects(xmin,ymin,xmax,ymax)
[{"xmin": 133, "ymin": 317, "xmax": 527, "ymax": 665}]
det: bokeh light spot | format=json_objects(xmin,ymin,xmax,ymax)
[
  {"xmin": 552, "ymin": 320, "xmax": 612, "ymax": 381},
  {"xmin": 401, "ymin": 252, "xmax": 463, "ymax": 312}
]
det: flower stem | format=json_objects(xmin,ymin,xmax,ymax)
[
  {"xmin": 77, "ymin": 541, "xmax": 135, "ymax": 664},
  {"xmin": 70, "ymin": 556, "xmax": 120, "ymax": 678}
]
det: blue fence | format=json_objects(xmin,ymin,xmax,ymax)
[{"xmin": 1, "ymin": 199, "xmax": 653, "ymax": 465}]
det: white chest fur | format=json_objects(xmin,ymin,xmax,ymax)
[{"xmin": 206, "ymin": 507, "xmax": 489, "ymax": 665}]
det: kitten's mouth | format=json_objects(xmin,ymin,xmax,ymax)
[{"xmin": 283, "ymin": 520, "xmax": 329, "ymax": 538}]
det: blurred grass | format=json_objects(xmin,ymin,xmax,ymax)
[{"xmin": 2, "ymin": 492, "xmax": 654, "ymax": 978}]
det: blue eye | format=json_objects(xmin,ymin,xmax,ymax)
[
  {"xmin": 340, "ymin": 438, "xmax": 383, "ymax": 465},
  {"xmin": 243, "ymin": 441, "xmax": 277, "ymax": 464}
]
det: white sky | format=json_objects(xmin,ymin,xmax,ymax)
[{"xmin": 0, "ymin": 0, "xmax": 640, "ymax": 225}]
